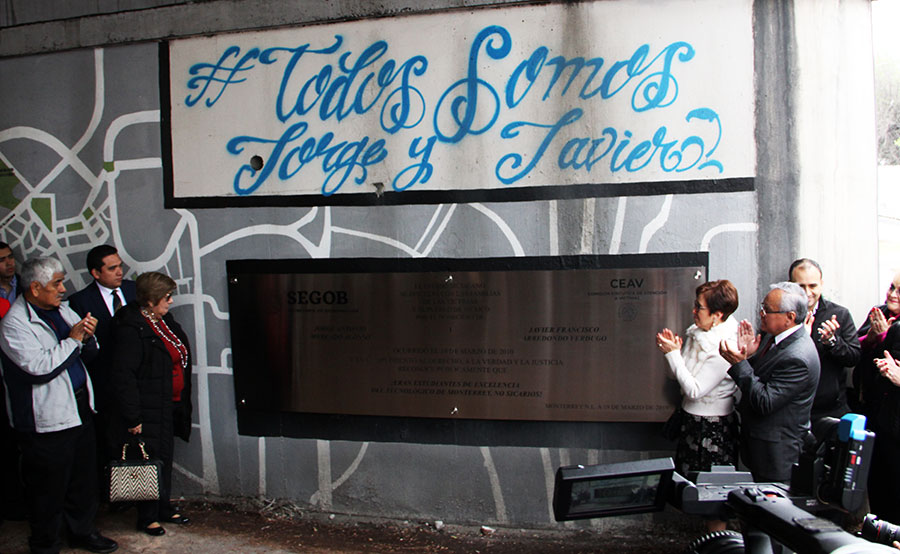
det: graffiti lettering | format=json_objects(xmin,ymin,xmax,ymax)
[
  {"xmin": 226, "ymin": 122, "xmax": 388, "ymax": 196},
  {"xmin": 497, "ymin": 107, "xmax": 723, "ymax": 183},
  {"xmin": 186, "ymin": 46, "xmax": 261, "ymax": 108},
  {"xmin": 433, "ymin": 26, "xmax": 511, "ymax": 144},
  {"xmin": 265, "ymin": 36, "xmax": 428, "ymax": 131},
  {"xmin": 179, "ymin": 17, "xmax": 738, "ymax": 197},
  {"xmin": 504, "ymin": 41, "xmax": 693, "ymax": 111}
]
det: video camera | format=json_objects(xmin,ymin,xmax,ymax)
[{"xmin": 552, "ymin": 414, "xmax": 898, "ymax": 553}]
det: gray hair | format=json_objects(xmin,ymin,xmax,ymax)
[
  {"xmin": 21, "ymin": 257, "xmax": 64, "ymax": 288},
  {"xmin": 770, "ymin": 281, "xmax": 808, "ymax": 323}
]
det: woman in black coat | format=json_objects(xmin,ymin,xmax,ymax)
[
  {"xmin": 110, "ymin": 271, "xmax": 192, "ymax": 535},
  {"xmin": 853, "ymin": 272, "xmax": 900, "ymax": 524}
]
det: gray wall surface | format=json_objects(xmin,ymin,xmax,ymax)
[{"xmin": 0, "ymin": 0, "xmax": 879, "ymax": 529}]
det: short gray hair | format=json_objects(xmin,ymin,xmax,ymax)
[
  {"xmin": 770, "ymin": 281, "xmax": 808, "ymax": 323},
  {"xmin": 20, "ymin": 257, "xmax": 64, "ymax": 288}
]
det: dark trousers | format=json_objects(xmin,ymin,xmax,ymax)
[
  {"xmin": 136, "ymin": 443, "xmax": 174, "ymax": 527},
  {"xmin": 0, "ymin": 393, "xmax": 26, "ymax": 520},
  {"xmin": 868, "ymin": 427, "xmax": 900, "ymax": 524},
  {"xmin": 17, "ymin": 390, "xmax": 98, "ymax": 554}
]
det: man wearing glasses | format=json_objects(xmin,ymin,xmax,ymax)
[{"xmin": 719, "ymin": 281, "xmax": 821, "ymax": 483}]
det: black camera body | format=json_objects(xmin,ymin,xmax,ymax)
[{"xmin": 552, "ymin": 414, "xmax": 897, "ymax": 553}]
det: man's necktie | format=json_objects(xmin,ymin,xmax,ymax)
[
  {"xmin": 757, "ymin": 336, "xmax": 775, "ymax": 358},
  {"xmin": 112, "ymin": 289, "xmax": 122, "ymax": 313}
]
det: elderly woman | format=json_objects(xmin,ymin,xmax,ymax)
[
  {"xmin": 656, "ymin": 280, "xmax": 740, "ymax": 529},
  {"xmin": 110, "ymin": 272, "xmax": 192, "ymax": 536},
  {"xmin": 854, "ymin": 272, "xmax": 900, "ymax": 524}
]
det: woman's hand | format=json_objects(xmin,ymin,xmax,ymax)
[
  {"xmin": 865, "ymin": 307, "xmax": 896, "ymax": 343},
  {"xmin": 128, "ymin": 424, "xmax": 142, "ymax": 435},
  {"xmin": 656, "ymin": 329, "xmax": 682, "ymax": 354},
  {"xmin": 875, "ymin": 351, "xmax": 900, "ymax": 387}
]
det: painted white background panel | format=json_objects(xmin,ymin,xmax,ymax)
[{"xmin": 169, "ymin": 0, "xmax": 755, "ymax": 199}]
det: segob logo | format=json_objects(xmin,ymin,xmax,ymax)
[{"xmin": 287, "ymin": 290, "xmax": 349, "ymax": 305}]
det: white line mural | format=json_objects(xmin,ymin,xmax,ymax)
[{"xmin": 0, "ymin": 39, "xmax": 758, "ymax": 526}]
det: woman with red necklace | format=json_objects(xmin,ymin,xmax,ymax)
[{"xmin": 110, "ymin": 272, "xmax": 193, "ymax": 536}]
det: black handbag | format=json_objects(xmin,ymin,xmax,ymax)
[{"xmin": 107, "ymin": 439, "xmax": 162, "ymax": 502}]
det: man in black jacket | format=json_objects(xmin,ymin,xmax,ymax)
[
  {"xmin": 68, "ymin": 245, "xmax": 136, "ymax": 497},
  {"xmin": 68, "ymin": 245, "xmax": 137, "ymax": 410},
  {"xmin": 789, "ymin": 258, "xmax": 860, "ymax": 422}
]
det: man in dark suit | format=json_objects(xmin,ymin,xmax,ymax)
[
  {"xmin": 68, "ymin": 245, "xmax": 136, "ymax": 409},
  {"xmin": 789, "ymin": 258, "xmax": 860, "ymax": 421},
  {"xmin": 719, "ymin": 281, "xmax": 821, "ymax": 483},
  {"xmin": 68, "ymin": 245, "xmax": 136, "ymax": 483}
]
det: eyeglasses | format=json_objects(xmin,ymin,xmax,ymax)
[
  {"xmin": 888, "ymin": 284, "xmax": 900, "ymax": 297},
  {"xmin": 165, "ymin": 292, "xmax": 174, "ymax": 301},
  {"xmin": 693, "ymin": 301, "xmax": 709, "ymax": 311},
  {"xmin": 759, "ymin": 303, "xmax": 789, "ymax": 315}
]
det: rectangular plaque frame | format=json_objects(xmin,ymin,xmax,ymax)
[{"xmin": 228, "ymin": 253, "xmax": 708, "ymax": 446}]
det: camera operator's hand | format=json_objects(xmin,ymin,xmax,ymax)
[
  {"xmin": 893, "ymin": 540, "xmax": 899, "ymax": 550},
  {"xmin": 875, "ymin": 351, "xmax": 900, "ymax": 387},
  {"xmin": 656, "ymin": 328, "xmax": 681, "ymax": 354}
]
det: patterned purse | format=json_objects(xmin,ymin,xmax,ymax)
[{"xmin": 107, "ymin": 440, "xmax": 162, "ymax": 502}]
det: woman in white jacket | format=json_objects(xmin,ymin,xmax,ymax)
[{"xmin": 656, "ymin": 280, "xmax": 740, "ymax": 487}]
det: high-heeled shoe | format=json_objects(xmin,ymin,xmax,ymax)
[
  {"xmin": 138, "ymin": 522, "xmax": 166, "ymax": 536},
  {"xmin": 164, "ymin": 513, "xmax": 190, "ymax": 525}
]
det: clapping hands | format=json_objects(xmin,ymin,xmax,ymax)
[
  {"xmin": 865, "ymin": 307, "xmax": 896, "ymax": 344},
  {"xmin": 656, "ymin": 328, "xmax": 682, "ymax": 354},
  {"xmin": 817, "ymin": 314, "xmax": 841, "ymax": 344},
  {"xmin": 874, "ymin": 351, "xmax": 900, "ymax": 387},
  {"xmin": 719, "ymin": 319, "xmax": 760, "ymax": 364}
]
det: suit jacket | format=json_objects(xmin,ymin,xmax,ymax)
[
  {"xmin": 809, "ymin": 297, "xmax": 860, "ymax": 421},
  {"xmin": 728, "ymin": 326, "xmax": 821, "ymax": 482},
  {"xmin": 67, "ymin": 279, "xmax": 136, "ymax": 410}
]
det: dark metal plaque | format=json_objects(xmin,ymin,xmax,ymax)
[{"xmin": 228, "ymin": 255, "xmax": 705, "ymax": 423}]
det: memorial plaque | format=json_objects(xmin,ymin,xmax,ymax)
[{"xmin": 228, "ymin": 255, "xmax": 705, "ymax": 423}]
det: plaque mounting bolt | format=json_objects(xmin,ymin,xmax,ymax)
[
  {"xmin": 445, "ymin": 275, "xmax": 453, "ymax": 283},
  {"xmin": 230, "ymin": 277, "xmax": 239, "ymax": 284},
  {"xmin": 240, "ymin": 399, "xmax": 246, "ymax": 405},
  {"xmin": 693, "ymin": 271, "xmax": 702, "ymax": 280},
  {"xmin": 450, "ymin": 407, "xmax": 458, "ymax": 415}
]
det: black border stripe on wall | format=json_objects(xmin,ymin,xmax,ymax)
[{"xmin": 159, "ymin": 44, "xmax": 754, "ymax": 210}]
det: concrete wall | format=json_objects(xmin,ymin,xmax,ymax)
[{"xmin": 0, "ymin": 0, "xmax": 878, "ymax": 528}]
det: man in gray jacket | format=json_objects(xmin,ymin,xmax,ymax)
[
  {"xmin": 719, "ymin": 281, "xmax": 821, "ymax": 483},
  {"xmin": 0, "ymin": 257, "xmax": 117, "ymax": 554}
]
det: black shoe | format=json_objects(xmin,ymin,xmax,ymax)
[
  {"xmin": 164, "ymin": 513, "xmax": 190, "ymax": 525},
  {"xmin": 69, "ymin": 531, "xmax": 119, "ymax": 553},
  {"xmin": 138, "ymin": 522, "xmax": 166, "ymax": 536}
]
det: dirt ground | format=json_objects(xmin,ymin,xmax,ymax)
[{"xmin": 0, "ymin": 498, "xmax": 706, "ymax": 553}]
